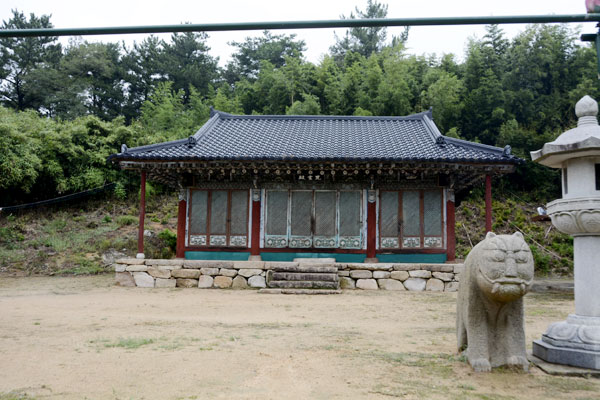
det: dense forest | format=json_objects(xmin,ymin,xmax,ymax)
[{"xmin": 1, "ymin": 2, "xmax": 599, "ymax": 206}]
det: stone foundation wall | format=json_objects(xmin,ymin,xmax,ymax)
[{"xmin": 114, "ymin": 258, "xmax": 464, "ymax": 292}]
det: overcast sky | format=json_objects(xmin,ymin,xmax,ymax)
[{"xmin": 0, "ymin": 0, "xmax": 593, "ymax": 65}]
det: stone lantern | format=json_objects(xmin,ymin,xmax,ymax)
[{"xmin": 530, "ymin": 95, "xmax": 600, "ymax": 370}]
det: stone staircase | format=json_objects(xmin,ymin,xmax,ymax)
[{"xmin": 260, "ymin": 261, "xmax": 341, "ymax": 294}]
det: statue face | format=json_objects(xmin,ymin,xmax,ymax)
[{"xmin": 475, "ymin": 232, "xmax": 534, "ymax": 303}]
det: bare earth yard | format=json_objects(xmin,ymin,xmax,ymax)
[{"xmin": 0, "ymin": 275, "xmax": 597, "ymax": 400}]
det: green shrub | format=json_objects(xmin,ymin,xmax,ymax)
[{"xmin": 158, "ymin": 229, "xmax": 177, "ymax": 252}]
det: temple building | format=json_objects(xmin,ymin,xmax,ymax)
[{"xmin": 109, "ymin": 109, "xmax": 520, "ymax": 263}]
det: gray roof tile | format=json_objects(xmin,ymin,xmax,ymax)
[{"xmin": 111, "ymin": 110, "xmax": 520, "ymax": 164}]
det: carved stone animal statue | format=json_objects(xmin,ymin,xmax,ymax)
[{"xmin": 457, "ymin": 231, "xmax": 534, "ymax": 372}]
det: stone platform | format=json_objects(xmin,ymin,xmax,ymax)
[{"xmin": 113, "ymin": 258, "xmax": 463, "ymax": 291}]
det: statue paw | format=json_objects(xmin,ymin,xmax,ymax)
[
  {"xmin": 470, "ymin": 358, "xmax": 491, "ymax": 372},
  {"xmin": 507, "ymin": 355, "xmax": 529, "ymax": 371}
]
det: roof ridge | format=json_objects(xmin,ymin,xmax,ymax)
[{"xmin": 210, "ymin": 109, "xmax": 431, "ymax": 121}]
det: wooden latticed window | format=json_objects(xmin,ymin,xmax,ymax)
[
  {"xmin": 264, "ymin": 189, "xmax": 363, "ymax": 249},
  {"xmin": 188, "ymin": 189, "xmax": 249, "ymax": 247},
  {"xmin": 379, "ymin": 189, "xmax": 443, "ymax": 249}
]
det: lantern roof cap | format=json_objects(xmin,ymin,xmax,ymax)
[{"xmin": 531, "ymin": 95, "xmax": 600, "ymax": 167}]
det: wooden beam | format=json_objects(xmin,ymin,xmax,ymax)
[
  {"xmin": 446, "ymin": 191, "xmax": 456, "ymax": 261},
  {"xmin": 137, "ymin": 171, "xmax": 147, "ymax": 258},
  {"xmin": 176, "ymin": 192, "xmax": 187, "ymax": 258}
]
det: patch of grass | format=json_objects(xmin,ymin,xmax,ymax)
[
  {"xmin": 542, "ymin": 376, "xmax": 598, "ymax": 393},
  {"xmin": 0, "ymin": 392, "xmax": 36, "ymax": 400},
  {"xmin": 116, "ymin": 215, "xmax": 137, "ymax": 226},
  {"xmin": 104, "ymin": 337, "xmax": 154, "ymax": 349},
  {"xmin": 56, "ymin": 258, "xmax": 105, "ymax": 275}
]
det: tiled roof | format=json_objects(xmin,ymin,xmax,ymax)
[{"xmin": 110, "ymin": 109, "xmax": 520, "ymax": 164}]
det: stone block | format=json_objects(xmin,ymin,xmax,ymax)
[
  {"xmin": 248, "ymin": 275, "xmax": 266, "ymax": 288},
  {"xmin": 155, "ymin": 278, "xmax": 176, "ymax": 288},
  {"xmin": 426, "ymin": 278, "xmax": 445, "ymax": 291},
  {"xmin": 115, "ymin": 272, "xmax": 135, "ymax": 287},
  {"xmin": 350, "ymin": 270, "xmax": 372, "ymax": 279},
  {"xmin": 145, "ymin": 259, "xmax": 183, "ymax": 267},
  {"xmin": 116, "ymin": 258, "xmax": 144, "ymax": 265},
  {"xmin": 198, "ymin": 275, "xmax": 213, "ymax": 288},
  {"xmin": 339, "ymin": 277, "xmax": 356, "ymax": 289},
  {"xmin": 454, "ymin": 264, "xmax": 465, "ymax": 274},
  {"xmin": 219, "ymin": 268, "xmax": 237, "ymax": 277},
  {"xmin": 234, "ymin": 261, "xmax": 265, "ymax": 270},
  {"xmin": 404, "ymin": 278, "xmax": 427, "ymax": 291},
  {"xmin": 213, "ymin": 276, "xmax": 233, "ymax": 288},
  {"xmin": 347, "ymin": 263, "xmax": 392, "ymax": 271},
  {"xmin": 428, "ymin": 264, "xmax": 455, "ymax": 273},
  {"xmin": 232, "ymin": 275, "xmax": 248, "ymax": 289},
  {"xmin": 432, "ymin": 272, "xmax": 454, "ymax": 282},
  {"xmin": 390, "ymin": 271, "xmax": 409, "ymax": 281},
  {"xmin": 264, "ymin": 262, "xmax": 298, "ymax": 270},
  {"xmin": 337, "ymin": 270, "xmax": 350, "ymax": 277},
  {"xmin": 133, "ymin": 272, "xmax": 154, "ymax": 288},
  {"xmin": 183, "ymin": 260, "xmax": 234, "ymax": 269},
  {"xmin": 373, "ymin": 271, "xmax": 391, "ymax": 279},
  {"xmin": 171, "ymin": 269, "xmax": 201, "ymax": 279},
  {"xmin": 445, "ymin": 281, "xmax": 459, "ymax": 292},
  {"xmin": 200, "ymin": 267, "xmax": 220, "ymax": 276},
  {"xmin": 392, "ymin": 264, "xmax": 422, "ymax": 271},
  {"xmin": 156, "ymin": 264, "xmax": 182, "ymax": 271},
  {"xmin": 147, "ymin": 267, "xmax": 171, "ymax": 279},
  {"xmin": 454, "ymin": 273, "xmax": 461, "ymax": 282},
  {"xmin": 126, "ymin": 264, "xmax": 148, "ymax": 272},
  {"xmin": 238, "ymin": 268, "xmax": 263, "ymax": 278},
  {"xmin": 409, "ymin": 270, "xmax": 432, "ymax": 279},
  {"xmin": 378, "ymin": 279, "xmax": 406, "ymax": 291},
  {"xmin": 176, "ymin": 278, "xmax": 198, "ymax": 288},
  {"xmin": 356, "ymin": 279, "xmax": 378, "ymax": 290},
  {"xmin": 113, "ymin": 264, "xmax": 126, "ymax": 272}
]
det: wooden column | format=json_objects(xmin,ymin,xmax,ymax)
[
  {"xmin": 366, "ymin": 190, "xmax": 377, "ymax": 261},
  {"xmin": 250, "ymin": 189, "xmax": 261, "ymax": 259},
  {"xmin": 137, "ymin": 171, "xmax": 147, "ymax": 258},
  {"xmin": 485, "ymin": 174, "xmax": 492, "ymax": 233},
  {"xmin": 446, "ymin": 190, "xmax": 456, "ymax": 262},
  {"xmin": 176, "ymin": 190, "xmax": 187, "ymax": 259}
]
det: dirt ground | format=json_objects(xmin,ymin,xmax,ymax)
[{"xmin": 0, "ymin": 276, "xmax": 598, "ymax": 400}]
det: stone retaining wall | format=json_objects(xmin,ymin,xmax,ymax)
[{"xmin": 114, "ymin": 258, "xmax": 464, "ymax": 292}]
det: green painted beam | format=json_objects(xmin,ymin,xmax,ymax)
[{"xmin": 1, "ymin": 14, "xmax": 600, "ymax": 38}]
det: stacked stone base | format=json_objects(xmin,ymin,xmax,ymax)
[{"xmin": 114, "ymin": 258, "xmax": 463, "ymax": 291}]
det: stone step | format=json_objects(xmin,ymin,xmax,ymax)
[
  {"xmin": 293, "ymin": 258, "xmax": 336, "ymax": 263},
  {"xmin": 259, "ymin": 288, "xmax": 342, "ymax": 295},
  {"xmin": 270, "ymin": 272, "xmax": 339, "ymax": 282},
  {"xmin": 267, "ymin": 280, "xmax": 339, "ymax": 289},
  {"xmin": 272, "ymin": 264, "xmax": 338, "ymax": 274}
]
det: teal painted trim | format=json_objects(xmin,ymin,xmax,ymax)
[
  {"xmin": 185, "ymin": 251, "xmax": 250, "ymax": 261},
  {"xmin": 376, "ymin": 253, "xmax": 447, "ymax": 263},
  {"xmin": 260, "ymin": 252, "xmax": 366, "ymax": 263}
]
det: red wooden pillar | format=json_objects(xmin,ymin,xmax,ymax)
[
  {"xmin": 366, "ymin": 190, "xmax": 377, "ymax": 261},
  {"xmin": 485, "ymin": 174, "xmax": 492, "ymax": 233},
  {"xmin": 446, "ymin": 190, "xmax": 456, "ymax": 262},
  {"xmin": 176, "ymin": 191, "xmax": 187, "ymax": 258},
  {"xmin": 250, "ymin": 189, "xmax": 262, "ymax": 260},
  {"xmin": 137, "ymin": 171, "xmax": 147, "ymax": 258}
]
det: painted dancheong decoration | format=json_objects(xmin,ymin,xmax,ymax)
[
  {"xmin": 531, "ymin": 95, "xmax": 600, "ymax": 370},
  {"xmin": 457, "ymin": 232, "xmax": 534, "ymax": 372}
]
